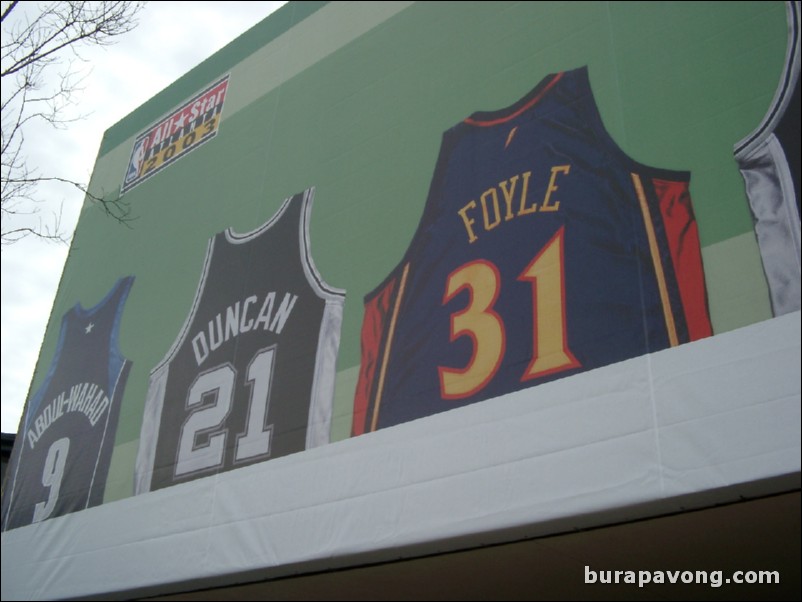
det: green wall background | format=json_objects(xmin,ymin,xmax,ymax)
[{"xmin": 23, "ymin": 2, "xmax": 787, "ymax": 502}]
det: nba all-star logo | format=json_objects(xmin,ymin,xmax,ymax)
[{"xmin": 122, "ymin": 75, "xmax": 229, "ymax": 193}]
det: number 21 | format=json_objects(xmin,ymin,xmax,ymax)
[
  {"xmin": 175, "ymin": 347, "xmax": 276, "ymax": 477},
  {"xmin": 439, "ymin": 227, "xmax": 580, "ymax": 399}
]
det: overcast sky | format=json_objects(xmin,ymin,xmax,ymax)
[{"xmin": 1, "ymin": 1, "xmax": 286, "ymax": 433}]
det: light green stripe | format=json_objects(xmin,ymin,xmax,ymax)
[
  {"xmin": 702, "ymin": 232, "xmax": 772, "ymax": 334},
  {"xmin": 331, "ymin": 364, "xmax": 359, "ymax": 443},
  {"xmin": 104, "ymin": 439, "xmax": 139, "ymax": 503},
  {"xmin": 225, "ymin": 1, "xmax": 415, "ymax": 119}
]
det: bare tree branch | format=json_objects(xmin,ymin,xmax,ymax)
[
  {"xmin": 1, "ymin": 1, "xmax": 145, "ymax": 245},
  {"xmin": 0, "ymin": 1, "xmax": 19, "ymax": 23}
]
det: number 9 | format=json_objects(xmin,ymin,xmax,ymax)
[{"xmin": 32, "ymin": 437, "xmax": 70, "ymax": 523}]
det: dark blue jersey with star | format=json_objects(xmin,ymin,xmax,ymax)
[{"xmin": 1, "ymin": 276, "xmax": 134, "ymax": 530}]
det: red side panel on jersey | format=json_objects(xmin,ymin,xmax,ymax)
[
  {"xmin": 352, "ymin": 277, "xmax": 397, "ymax": 436},
  {"xmin": 653, "ymin": 178, "xmax": 713, "ymax": 341}
]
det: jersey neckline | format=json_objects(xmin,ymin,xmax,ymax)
[
  {"xmin": 463, "ymin": 71, "xmax": 564, "ymax": 127},
  {"xmin": 72, "ymin": 276, "xmax": 133, "ymax": 319}
]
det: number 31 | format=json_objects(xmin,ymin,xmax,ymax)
[{"xmin": 439, "ymin": 227, "xmax": 580, "ymax": 399}]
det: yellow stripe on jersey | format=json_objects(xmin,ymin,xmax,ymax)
[{"xmin": 631, "ymin": 173, "xmax": 679, "ymax": 348}]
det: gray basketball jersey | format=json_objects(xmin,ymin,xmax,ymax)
[
  {"xmin": 734, "ymin": 1, "xmax": 801, "ymax": 316},
  {"xmin": 135, "ymin": 188, "xmax": 344, "ymax": 493}
]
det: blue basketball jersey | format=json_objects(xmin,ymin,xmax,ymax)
[
  {"xmin": 353, "ymin": 67, "xmax": 712, "ymax": 434},
  {"xmin": 2, "ymin": 277, "xmax": 134, "ymax": 530}
]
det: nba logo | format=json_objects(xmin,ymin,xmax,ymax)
[{"xmin": 124, "ymin": 139, "xmax": 146, "ymax": 185}]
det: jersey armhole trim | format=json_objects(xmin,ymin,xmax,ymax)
[
  {"xmin": 578, "ymin": 67, "xmax": 691, "ymax": 180},
  {"xmin": 149, "ymin": 238, "xmax": 215, "ymax": 374},
  {"xmin": 734, "ymin": 1, "xmax": 800, "ymax": 158},
  {"xmin": 298, "ymin": 187, "xmax": 347, "ymax": 300}
]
